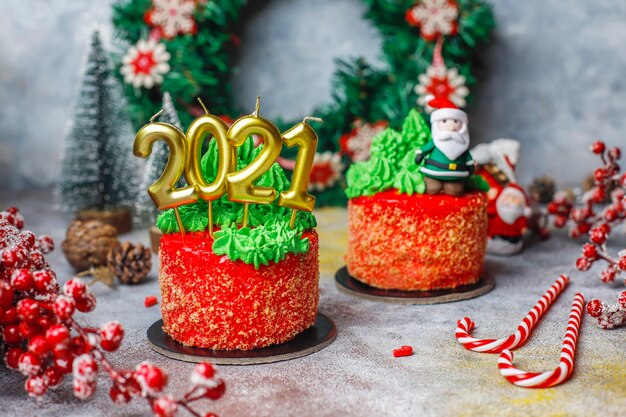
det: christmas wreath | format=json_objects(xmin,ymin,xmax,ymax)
[{"xmin": 112, "ymin": 0, "xmax": 495, "ymax": 206}]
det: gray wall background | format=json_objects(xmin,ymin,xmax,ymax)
[{"xmin": 1, "ymin": 0, "xmax": 626, "ymax": 191}]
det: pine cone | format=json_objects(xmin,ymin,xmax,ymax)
[
  {"xmin": 62, "ymin": 220, "xmax": 119, "ymax": 271},
  {"xmin": 107, "ymin": 241, "xmax": 152, "ymax": 285},
  {"xmin": 529, "ymin": 175, "xmax": 556, "ymax": 204}
]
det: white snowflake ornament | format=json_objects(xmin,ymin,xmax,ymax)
[
  {"xmin": 309, "ymin": 152, "xmax": 344, "ymax": 192},
  {"xmin": 146, "ymin": 0, "xmax": 196, "ymax": 39},
  {"xmin": 406, "ymin": 0, "xmax": 459, "ymax": 41},
  {"xmin": 120, "ymin": 39, "xmax": 171, "ymax": 89},
  {"xmin": 415, "ymin": 65, "xmax": 468, "ymax": 111},
  {"xmin": 340, "ymin": 120, "xmax": 388, "ymax": 163}
]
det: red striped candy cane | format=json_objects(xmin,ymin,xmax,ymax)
[
  {"xmin": 497, "ymin": 293, "xmax": 584, "ymax": 388},
  {"xmin": 455, "ymin": 275, "xmax": 569, "ymax": 353}
]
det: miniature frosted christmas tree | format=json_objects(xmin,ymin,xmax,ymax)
[
  {"xmin": 57, "ymin": 30, "xmax": 139, "ymax": 216},
  {"xmin": 134, "ymin": 92, "xmax": 181, "ymax": 226}
]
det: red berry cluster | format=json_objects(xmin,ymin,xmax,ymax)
[
  {"xmin": 547, "ymin": 141, "xmax": 626, "ymax": 329},
  {"xmin": 586, "ymin": 291, "xmax": 626, "ymax": 329},
  {"xmin": 0, "ymin": 207, "xmax": 225, "ymax": 416}
]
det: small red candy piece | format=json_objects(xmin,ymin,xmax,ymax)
[
  {"xmin": 144, "ymin": 296, "xmax": 158, "ymax": 308},
  {"xmin": 392, "ymin": 345, "xmax": 414, "ymax": 357}
]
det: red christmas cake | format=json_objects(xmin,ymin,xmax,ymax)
[
  {"xmin": 346, "ymin": 190, "xmax": 487, "ymax": 291},
  {"xmin": 145, "ymin": 130, "xmax": 320, "ymax": 351},
  {"xmin": 344, "ymin": 102, "xmax": 488, "ymax": 291},
  {"xmin": 159, "ymin": 230, "xmax": 319, "ymax": 350}
]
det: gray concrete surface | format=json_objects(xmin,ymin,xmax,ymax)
[
  {"xmin": 0, "ymin": 190, "xmax": 624, "ymax": 417},
  {"xmin": 2, "ymin": 1, "xmax": 626, "ymax": 189}
]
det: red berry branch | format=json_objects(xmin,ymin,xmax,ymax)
[
  {"xmin": 547, "ymin": 141, "xmax": 626, "ymax": 329},
  {"xmin": 0, "ymin": 207, "xmax": 225, "ymax": 416}
]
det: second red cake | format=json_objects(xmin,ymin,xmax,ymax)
[{"xmin": 346, "ymin": 190, "xmax": 488, "ymax": 291}]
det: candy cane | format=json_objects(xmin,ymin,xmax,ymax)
[
  {"xmin": 497, "ymin": 293, "xmax": 584, "ymax": 388},
  {"xmin": 455, "ymin": 275, "xmax": 569, "ymax": 353}
]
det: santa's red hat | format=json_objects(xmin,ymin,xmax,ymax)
[{"xmin": 428, "ymin": 96, "xmax": 468, "ymax": 124}]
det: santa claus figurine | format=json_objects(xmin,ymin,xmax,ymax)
[
  {"xmin": 415, "ymin": 97, "xmax": 475, "ymax": 196},
  {"xmin": 471, "ymin": 139, "xmax": 531, "ymax": 255}
]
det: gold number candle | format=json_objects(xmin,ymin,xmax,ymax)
[
  {"xmin": 278, "ymin": 117, "xmax": 321, "ymax": 227},
  {"xmin": 133, "ymin": 116, "xmax": 198, "ymax": 236},
  {"xmin": 185, "ymin": 102, "xmax": 236, "ymax": 236},
  {"xmin": 225, "ymin": 97, "xmax": 282, "ymax": 227}
]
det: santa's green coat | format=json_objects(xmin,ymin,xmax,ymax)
[{"xmin": 416, "ymin": 140, "xmax": 475, "ymax": 182}]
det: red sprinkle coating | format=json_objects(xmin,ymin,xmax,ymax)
[
  {"xmin": 159, "ymin": 230, "xmax": 319, "ymax": 350},
  {"xmin": 346, "ymin": 190, "xmax": 488, "ymax": 291}
]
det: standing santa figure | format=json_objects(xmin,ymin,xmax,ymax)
[
  {"xmin": 415, "ymin": 97, "xmax": 475, "ymax": 196},
  {"xmin": 471, "ymin": 139, "xmax": 531, "ymax": 254}
]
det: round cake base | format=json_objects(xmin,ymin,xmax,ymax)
[
  {"xmin": 147, "ymin": 313, "xmax": 337, "ymax": 365},
  {"xmin": 335, "ymin": 267, "xmax": 494, "ymax": 305}
]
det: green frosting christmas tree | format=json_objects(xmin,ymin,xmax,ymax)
[{"xmin": 57, "ymin": 30, "xmax": 139, "ymax": 213}]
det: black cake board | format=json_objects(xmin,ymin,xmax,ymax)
[
  {"xmin": 335, "ymin": 266, "xmax": 495, "ymax": 305},
  {"xmin": 147, "ymin": 313, "xmax": 337, "ymax": 365}
]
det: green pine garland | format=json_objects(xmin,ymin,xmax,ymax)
[{"xmin": 112, "ymin": 0, "xmax": 494, "ymax": 206}]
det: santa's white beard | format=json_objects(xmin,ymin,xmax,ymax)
[
  {"xmin": 496, "ymin": 200, "xmax": 524, "ymax": 225},
  {"xmin": 432, "ymin": 125, "xmax": 470, "ymax": 161}
]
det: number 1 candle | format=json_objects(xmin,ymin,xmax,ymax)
[{"xmin": 279, "ymin": 117, "xmax": 321, "ymax": 228}]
